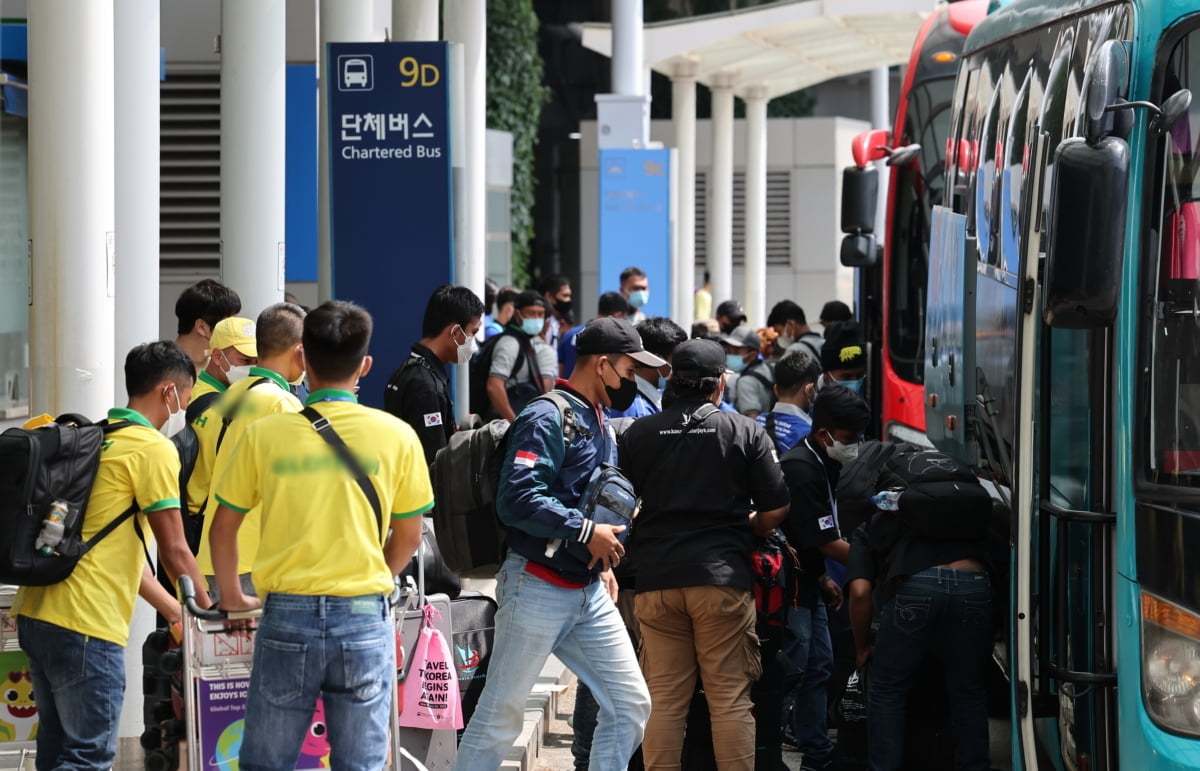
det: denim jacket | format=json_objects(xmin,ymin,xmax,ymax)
[{"xmin": 497, "ymin": 387, "xmax": 614, "ymax": 584}]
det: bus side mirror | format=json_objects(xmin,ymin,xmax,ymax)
[
  {"xmin": 1043, "ymin": 136, "xmax": 1130, "ymax": 328},
  {"xmin": 840, "ymin": 165, "xmax": 879, "ymax": 267}
]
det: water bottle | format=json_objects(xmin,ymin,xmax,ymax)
[
  {"xmin": 871, "ymin": 488, "xmax": 904, "ymax": 512},
  {"xmin": 36, "ymin": 500, "xmax": 69, "ymax": 556}
]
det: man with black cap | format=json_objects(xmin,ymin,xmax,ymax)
[
  {"xmin": 715, "ymin": 299, "xmax": 747, "ymax": 336},
  {"xmin": 620, "ymin": 339, "xmax": 791, "ymax": 770},
  {"xmin": 819, "ymin": 320, "xmax": 867, "ymax": 395},
  {"xmin": 454, "ymin": 317, "xmax": 660, "ymax": 771},
  {"xmin": 722, "ymin": 324, "xmax": 774, "ymax": 417}
]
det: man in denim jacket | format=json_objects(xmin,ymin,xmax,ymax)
[{"xmin": 454, "ymin": 317, "xmax": 661, "ymax": 770}]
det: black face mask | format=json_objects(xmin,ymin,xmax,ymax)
[
  {"xmin": 554, "ymin": 299, "xmax": 573, "ymax": 317},
  {"xmin": 602, "ymin": 362, "xmax": 638, "ymax": 411}
]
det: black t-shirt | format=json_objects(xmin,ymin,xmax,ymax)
[
  {"xmin": 619, "ymin": 397, "xmax": 790, "ymax": 593},
  {"xmin": 846, "ymin": 513, "xmax": 991, "ymax": 605},
  {"xmin": 779, "ymin": 435, "xmax": 843, "ymax": 583},
  {"xmin": 383, "ymin": 343, "xmax": 454, "ymax": 466}
]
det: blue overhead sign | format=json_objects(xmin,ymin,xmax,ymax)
[
  {"xmin": 598, "ymin": 148, "xmax": 672, "ymax": 320},
  {"xmin": 327, "ymin": 41, "xmax": 453, "ymax": 409}
]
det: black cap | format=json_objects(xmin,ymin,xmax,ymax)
[
  {"xmin": 575, "ymin": 317, "xmax": 667, "ymax": 368},
  {"xmin": 820, "ymin": 300, "xmax": 853, "ymax": 324},
  {"xmin": 672, "ymin": 339, "xmax": 726, "ymax": 378},
  {"xmin": 715, "ymin": 299, "xmax": 745, "ymax": 321},
  {"xmin": 821, "ymin": 320, "xmax": 866, "ymax": 371}
]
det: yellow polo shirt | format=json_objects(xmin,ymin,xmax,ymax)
[
  {"xmin": 190, "ymin": 369, "xmax": 227, "ymax": 404},
  {"xmin": 196, "ymin": 368, "xmax": 301, "ymax": 575},
  {"xmin": 13, "ymin": 409, "xmax": 181, "ymax": 646},
  {"xmin": 213, "ymin": 390, "xmax": 434, "ymax": 597}
]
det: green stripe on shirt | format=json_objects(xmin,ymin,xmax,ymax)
[
  {"xmin": 392, "ymin": 501, "xmax": 434, "ymax": 520},
  {"xmin": 143, "ymin": 497, "xmax": 181, "ymax": 514},
  {"xmin": 214, "ymin": 495, "xmax": 251, "ymax": 515}
]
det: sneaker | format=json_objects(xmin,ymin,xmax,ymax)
[{"xmin": 799, "ymin": 758, "xmax": 836, "ymax": 771}]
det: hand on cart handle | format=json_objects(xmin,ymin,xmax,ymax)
[{"xmin": 177, "ymin": 575, "xmax": 261, "ymax": 632}]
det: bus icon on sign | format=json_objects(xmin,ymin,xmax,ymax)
[{"xmin": 338, "ymin": 55, "xmax": 373, "ymax": 91}]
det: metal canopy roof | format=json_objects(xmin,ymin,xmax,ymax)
[{"xmin": 582, "ymin": 0, "xmax": 937, "ymax": 101}]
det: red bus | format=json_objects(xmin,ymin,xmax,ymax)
[{"xmin": 841, "ymin": 0, "xmax": 988, "ymax": 443}]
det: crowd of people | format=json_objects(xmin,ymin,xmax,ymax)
[{"xmin": 9, "ymin": 271, "xmax": 995, "ymax": 771}]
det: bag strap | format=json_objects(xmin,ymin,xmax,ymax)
[
  {"xmin": 798, "ymin": 335, "xmax": 822, "ymax": 361},
  {"xmin": 79, "ymin": 420, "xmax": 150, "ymax": 565},
  {"xmin": 301, "ymin": 406, "xmax": 383, "ymax": 536},
  {"xmin": 534, "ymin": 390, "xmax": 593, "ymax": 445},
  {"xmin": 185, "ymin": 390, "xmax": 220, "ymax": 426},
  {"xmin": 512, "ymin": 331, "xmax": 539, "ymax": 385},
  {"xmin": 214, "ymin": 377, "xmax": 272, "ymax": 455}
]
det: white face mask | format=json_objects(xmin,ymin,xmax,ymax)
[
  {"xmin": 454, "ymin": 326, "xmax": 478, "ymax": 365},
  {"xmin": 777, "ymin": 332, "xmax": 795, "ymax": 349},
  {"xmin": 226, "ymin": 365, "xmax": 252, "ymax": 383},
  {"xmin": 161, "ymin": 386, "xmax": 187, "ymax": 439},
  {"xmin": 827, "ymin": 438, "xmax": 859, "ymax": 464}
]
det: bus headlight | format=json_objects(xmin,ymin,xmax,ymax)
[{"xmin": 1142, "ymin": 592, "xmax": 1200, "ymax": 736}]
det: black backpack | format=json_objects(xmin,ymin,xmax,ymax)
[
  {"xmin": 0, "ymin": 414, "xmax": 144, "ymax": 586},
  {"xmin": 430, "ymin": 391, "xmax": 585, "ymax": 572},
  {"xmin": 738, "ymin": 361, "xmax": 777, "ymax": 412},
  {"xmin": 876, "ymin": 446, "xmax": 993, "ymax": 540},
  {"xmin": 468, "ymin": 330, "xmax": 540, "ymax": 418}
]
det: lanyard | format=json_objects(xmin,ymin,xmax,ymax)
[{"xmin": 804, "ymin": 435, "xmax": 839, "ymax": 527}]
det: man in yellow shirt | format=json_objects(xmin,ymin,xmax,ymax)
[
  {"xmin": 195, "ymin": 302, "xmax": 306, "ymax": 599},
  {"xmin": 190, "ymin": 315, "xmax": 258, "ymax": 406},
  {"xmin": 210, "ymin": 301, "xmax": 428, "ymax": 770},
  {"xmin": 184, "ymin": 315, "xmax": 259, "ymax": 522},
  {"xmin": 14, "ymin": 341, "xmax": 213, "ymax": 770}
]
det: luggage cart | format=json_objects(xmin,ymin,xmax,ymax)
[
  {"xmin": 0, "ymin": 586, "xmax": 36, "ymax": 770},
  {"xmin": 177, "ymin": 577, "xmax": 422, "ymax": 771}
]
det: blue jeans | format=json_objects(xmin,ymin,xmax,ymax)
[
  {"xmin": 868, "ymin": 567, "xmax": 992, "ymax": 771},
  {"xmin": 781, "ymin": 601, "xmax": 834, "ymax": 763},
  {"xmin": 454, "ymin": 552, "xmax": 651, "ymax": 770},
  {"xmin": 240, "ymin": 593, "xmax": 394, "ymax": 771},
  {"xmin": 17, "ymin": 617, "xmax": 125, "ymax": 771}
]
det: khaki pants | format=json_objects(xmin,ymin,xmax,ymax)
[{"xmin": 636, "ymin": 585, "xmax": 762, "ymax": 771}]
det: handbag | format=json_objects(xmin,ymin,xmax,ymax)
[{"xmin": 398, "ymin": 604, "xmax": 464, "ymax": 730}]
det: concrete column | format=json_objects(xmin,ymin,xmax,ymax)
[
  {"xmin": 28, "ymin": 0, "xmax": 115, "ymax": 418},
  {"xmin": 393, "ymin": 0, "xmax": 438, "ymax": 40},
  {"xmin": 444, "ymin": 0, "xmax": 486, "ymax": 425},
  {"xmin": 708, "ymin": 73, "xmax": 736, "ymax": 307},
  {"xmin": 115, "ymin": 0, "xmax": 160, "ymax": 401},
  {"xmin": 671, "ymin": 59, "xmax": 698, "ymax": 326},
  {"xmin": 870, "ymin": 66, "xmax": 890, "ymax": 243},
  {"xmin": 221, "ymin": 0, "xmax": 286, "ymax": 317},
  {"xmin": 317, "ymin": 0, "xmax": 376, "ymax": 302},
  {"xmin": 611, "ymin": 0, "xmax": 644, "ymax": 97},
  {"xmin": 743, "ymin": 85, "xmax": 768, "ymax": 328}
]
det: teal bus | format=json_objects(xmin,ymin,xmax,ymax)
[{"xmin": 913, "ymin": 0, "xmax": 1200, "ymax": 767}]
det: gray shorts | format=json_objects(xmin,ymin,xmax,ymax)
[{"xmin": 204, "ymin": 573, "xmax": 257, "ymax": 604}]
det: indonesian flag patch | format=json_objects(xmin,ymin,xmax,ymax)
[{"xmin": 514, "ymin": 450, "xmax": 538, "ymax": 468}]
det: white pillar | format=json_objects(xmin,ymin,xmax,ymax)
[
  {"xmin": 671, "ymin": 59, "xmax": 697, "ymax": 326},
  {"xmin": 28, "ymin": 0, "xmax": 115, "ymax": 418},
  {"xmin": 114, "ymin": 0, "xmax": 160, "ymax": 400},
  {"xmin": 114, "ymin": 0, "xmax": 161, "ymax": 746},
  {"xmin": 317, "ymin": 0, "xmax": 376, "ymax": 302},
  {"xmin": 611, "ymin": 0, "xmax": 644, "ymax": 97},
  {"xmin": 444, "ymin": 0, "xmax": 486, "ymax": 425},
  {"xmin": 220, "ymin": 1, "xmax": 286, "ymax": 318},
  {"xmin": 393, "ymin": 0, "xmax": 438, "ymax": 40},
  {"xmin": 743, "ymin": 85, "xmax": 768, "ymax": 329},
  {"xmin": 870, "ymin": 66, "xmax": 891, "ymax": 243},
  {"xmin": 709, "ymin": 73, "xmax": 735, "ymax": 307}
]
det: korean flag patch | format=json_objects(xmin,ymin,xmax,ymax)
[
  {"xmin": 818, "ymin": 515, "xmax": 836, "ymax": 531},
  {"xmin": 423, "ymin": 412, "xmax": 443, "ymax": 427}
]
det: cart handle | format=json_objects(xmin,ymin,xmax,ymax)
[{"xmin": 177, "ymin": 575, "xmax": 261, "ymax": 621}]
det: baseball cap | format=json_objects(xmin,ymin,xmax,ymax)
[
  {"xmin": 821, "ymin": 320, "xmax": 865, "ymax": 371},
  {"xmin": 715, "ymin": 299, "xmax": 746, "ymax": 321},
  {"xmin": 575, "ymin": 317, "xmax": 667, "ymax": 368},
  {"xmin": 672, "ymin": 339, "xmax": 726, "ymax": 378},
  {"xmin": 820, "ymin": 300, "xmax": 853, "ymax": 324},
  {"xmin": 719, "ymin": 325, "xmax": 762, "ymax": 351},
  {"xmin": 210, "ymin": 317, "xmax": 258, "ymax": 357}
]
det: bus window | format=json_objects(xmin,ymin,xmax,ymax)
[
  {"xmin": 1150, "ymin": 28, "xmax": 1200, "ymax": 484},
  {"xmin": 888, "ymin": 75, "xmax": 958, "ymax": 384}
]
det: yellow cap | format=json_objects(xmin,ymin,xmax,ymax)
[{"xmin": 210, "ymin": 317, "xmax": 258, "ymax": 358}]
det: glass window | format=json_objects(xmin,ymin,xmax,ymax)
[
  {"xmin": 1149, "ymin": 28, "xmax": 1200, "ymax": 486},
  {"xmin": 0, "ymin": 112, "xmax": 29, "ymax": 417},
  {"xmin": 887, "ymin": 75, "xmax": 957, "ymax": 385}
]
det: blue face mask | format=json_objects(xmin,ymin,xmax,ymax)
[
  {"xmin": 628, "ymin": 289, "xmax": 649, "ymax": 309},
  {"xmin": 657, "ymin": 375, "xmax": 669, "ymax": 391},
  {"xmin": 520, "ymin": 317, "xmax": 544, "ymax": 336},
  {"xmin": 726, "ymin": 354, "xmax": 748, "ymax": 374},
  {"xmin": 838, "ymin": 376, "xmax": 866, "ymax": 394}
]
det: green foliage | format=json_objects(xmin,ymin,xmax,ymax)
[{"xmin": 486, "ymin": 0, "xmax": 546, "ymax": 287}]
